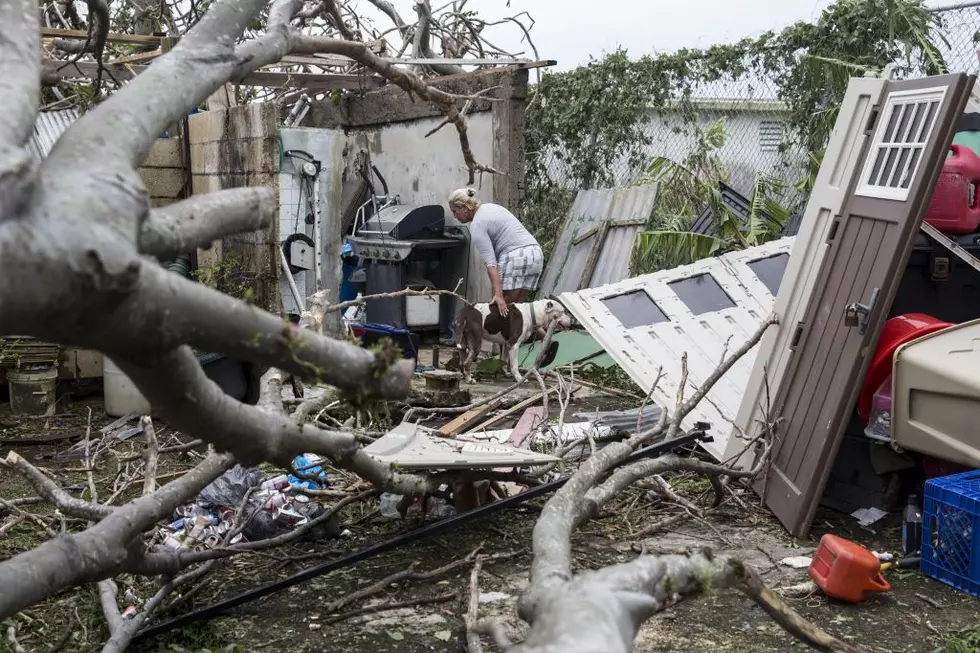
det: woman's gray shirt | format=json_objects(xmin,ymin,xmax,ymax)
[{"xmin": 468, "ymin": 203, "xmax": 538, "ymax": 267}]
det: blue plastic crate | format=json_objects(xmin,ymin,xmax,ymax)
[{"xmin": 921, "ymin": 470, "xmax": 980, "ymax": 598}]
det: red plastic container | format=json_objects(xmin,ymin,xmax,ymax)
[
  {"xmin": 856, "ymin": 313, "xmax": 954, "ymax": 424},
  {"xmin": 808, "ymin": 534, "xmax": 891, "ymax": 603},
  {"xmin": 923, "ymin": 144, "xmax": 980, "ymax": 234}
]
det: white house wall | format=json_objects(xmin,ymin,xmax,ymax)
[
  {"xmin": 727, "ymin": 77, "xmax": 887, "ymax": 469},
  {"xmin": 347, "ymin": 112, "xmax": 495, "ymax": 303},
  {"xmin": 279, "ymin": 127, "xmax": 345, "ymax": 318},
  {"xmin": 560, "ymin": 237, "xmax": 794, "ymax": 461}
]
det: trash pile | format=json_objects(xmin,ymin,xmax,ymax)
[{"xmin": 153, "ymin": 455, "xmax": 343, "ymax": 550}]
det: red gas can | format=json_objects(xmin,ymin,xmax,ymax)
[
  {"xmin": 923, "ymin": 144, "xmax": 980, "ymax": 234},
  {"xmin": 808, "ymin": 534, "xmax": 891, "ymax": 603}
]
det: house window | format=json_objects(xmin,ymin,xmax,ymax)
[
  {"xmin": 601, "ymin": 290, "xmax": 669, "ymax": 328},
  {"xmin": 856, "ymin": 86, "xmax": 947, "ymax": 202},
  {"xmin": 746, "ymin": 252, "xmax": 790, "ymax": 296},
  {"xmin": 668, "ymin": 273, "xmax": 736, "ymax": 315},
  {"xmin": 759, "ymin": 121, "xmax": 783, "ymax": 153}
]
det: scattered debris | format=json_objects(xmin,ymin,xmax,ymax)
[
  {"xmin": 850, "ymin": 507, "xmax": 888, "ymax": 527},
  {"xmin": 779, "ymin": 556, "xmax": 813, "ymax": 569}
]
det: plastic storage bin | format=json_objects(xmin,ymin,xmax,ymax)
[
  {"xmin": 921, "ymin": 470, "xmax": 980, "ymax": 598},
  {"xmin": 856, "ymin": 313, "xmax": 953, "ymax": 424},
  {"xmin": 923, "ymin": 144, "xmax": 980, "ymax": 234}
]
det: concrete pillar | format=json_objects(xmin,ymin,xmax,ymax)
[{"xmin": 491, "ymin": 69, "xmax": 529, "ymax": 213}]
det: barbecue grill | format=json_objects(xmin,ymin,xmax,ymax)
[{"xmin": 347, "ymin": 201, "xmax": 468, "ymax": 334}]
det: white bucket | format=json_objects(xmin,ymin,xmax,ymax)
[
  {"xmin": 103, "ymin": 356, "xmax": 152, "ymax": 417},
  {"xmin": 7, "ymin": 365, "xmax": 58, "ymax": 416}
]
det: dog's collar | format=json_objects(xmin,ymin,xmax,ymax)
[{"xmin": 530, "ymin": 304, "xmax": 537, "ymax": 331}]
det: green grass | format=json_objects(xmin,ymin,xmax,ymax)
[{"xmin": 936, "ymin": 625, "xmax": 980, "ymax": 653}]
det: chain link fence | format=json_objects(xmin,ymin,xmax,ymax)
[{"xmin": 527, "ymin": 2, "xmax": 980, "ymax": 238}]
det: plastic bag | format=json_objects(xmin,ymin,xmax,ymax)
[
  {"xmin": 864, "ymin": 376, "xmax": 893, "ymax": 442},
  {"xmin": 197, "ymin": 465, "xmax": 266, "ymax": 508},
  {"xmin": 287, "ymin": 454, "xmax": 328, "ymax": 490}
]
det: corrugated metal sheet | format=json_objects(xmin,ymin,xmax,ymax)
[
  {"xmin": 26, "ymin": 109, "xmax": 80, "ymax": 162},
  {"xmin": 539, "ymin": 185, "xmax": 659, "ymax": 297},
  {"xmin": 572, "ymin": 406, "xmax": 664, "ymax": 433},
  {"xmin": 560, "ymin": 237, "xmax": 794, "ymax": 462}
]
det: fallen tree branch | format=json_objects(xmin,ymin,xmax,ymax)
[
  {"xmin": 139, "ymin": 187, "xmax": 277, "ymax": 260},
  {"xmin": 508, "ymin": 314, "xmax": 861, "ymax": 653},
  {"xmin": 115, "ymin": 347, "xmax": 430, "ymax": 495},
  {"xmin": 0, "ymin": 452, "xmax": 234, "ymax": 620},
  {"xmin": 466, "ymin": 555, "xmax": 485, "ymax": 653},
  {"xmin": 321, "ymin": 591, "xmax": 456, "ymax": 626},
  {"xmin": 1, "ymin": 452, "xmax": 111, "ymax": 522}
]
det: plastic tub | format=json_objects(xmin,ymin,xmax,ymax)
[
  {"xmin": 103, "ymin": 356, "xmax": 152, "ymax": 417},
  {"xmin": 856, "ymin": 313, "xmax": 954, "ymax": 424},
  {"xmin": 7, "ymin": 366, "xmax": 58, "ymax": 415}
]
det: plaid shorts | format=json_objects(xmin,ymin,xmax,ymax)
[{"xmin": 498, "ymin": 244, "xmax": 544, "ymax": 291}]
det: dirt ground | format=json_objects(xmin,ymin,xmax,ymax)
[{"xmin": 1, "ymin": 388, "xmax": 979, "ymax": 653}]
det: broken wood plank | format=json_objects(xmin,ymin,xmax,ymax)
[
  {"xmin": 41, "ymin": 27, "xmax": 162, "ymax": 44},
  {"xmin": 578, "ymin": 221, "xmax": 611, "ymax": 290},
  {"xmin": 438, "ymin": 400, "xmax": 500, "ymax": 437},
  {"xmin": 54, "ymin": 61, "xmax": 387, "ymax": 90},
  {"xmin": 507, "ymin": 406, "xmax": 548, "ymax": 449},
  {"xmin": 465, "ymin": 390, "xmax": 548, "ymax": 434},
  {"xmin": 107, "ymin": 50, "xmax": 162, "ymax": 65}
]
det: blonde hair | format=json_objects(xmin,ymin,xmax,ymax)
[{"xmin": 448, "ymin": 187, "xmax": 480, "ymax": 210}]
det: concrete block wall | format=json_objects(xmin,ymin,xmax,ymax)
[
  {"xmin": 186, "ymin": 102, "xmax": 282, "ymax": 314},
  {"xmin": 307, "ymin": 68, "xmax": 530, "ymax": 305},
  {"xmin": 139, "ymin": 137, "xmax": 185, "ymax": 208}
]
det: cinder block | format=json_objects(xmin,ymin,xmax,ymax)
[
  {"xmin": 188, "ymin": 108, "xmax": 228, "ymax": 144},
  {"xmin": 142, "ymin": 137, "xmax": 184, "ymax": 168},
  {"xmin": 140, "ymin": 166, "xmax": 185, "ymax": 198}
]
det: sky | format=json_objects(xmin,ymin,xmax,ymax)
[{"xmin": 355, "ymin": 0, "xmax": 955, "ymax": 72}]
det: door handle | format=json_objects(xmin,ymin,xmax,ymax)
[{"xmin": 844, "ymin": 287, "xmax": 880, "ymax": 334}]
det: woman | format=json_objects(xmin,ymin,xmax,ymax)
[{"xmin": 447, "ymin": 188, "xmax": 544, "ymax": 317}]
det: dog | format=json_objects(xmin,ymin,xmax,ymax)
[{"xmin": 454, "ymin": 298, "xmax": 572, "ymax": 384}]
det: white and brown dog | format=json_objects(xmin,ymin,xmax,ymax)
[{"xmin": 454, "ymin": 298, "xmax": 572, "ymax": 383}]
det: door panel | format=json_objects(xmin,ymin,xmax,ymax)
[
  {"xmin": 756, "ymin": 73, "xmax": 974, "ymax": 538},
  {"xmin": 729, "ymin": 78, "xmax": 887, "ymax": 470}
]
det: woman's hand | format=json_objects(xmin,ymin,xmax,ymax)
[{"xmin": 493, "ymin": 293, "xmax": 509, "ymax": 317}]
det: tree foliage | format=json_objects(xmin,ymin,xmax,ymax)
[{"xmin": 522, "ymin": 0, "xmax": 947, "ymax": 257}]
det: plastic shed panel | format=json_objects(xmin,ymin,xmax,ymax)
[
  {"xmin": 753, "ymin": 73, "xmax": 974, "ymax": 539},
  {"xmin": 364, "ymin": 422, "xmax": 560, "ymax": 469},
  {"xmin": 892, "ymin": 317, "xmax": 980, "ymax": 467},
  {"xmin": 538, "ymin": 186, "xmax": 658, "ymax": 297},
  {"xmin": 729, "ymin": 77, "xmax": 889, "ymax": 469},
  {"xmin": 559, "ymin": 237, "xmax": 793, "ymax": 462}
]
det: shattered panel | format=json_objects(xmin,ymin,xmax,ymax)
[{"xmin": 560, "ymin": 237, "xmax": 794, "ymax": 461}]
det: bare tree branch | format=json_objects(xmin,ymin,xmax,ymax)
[
  {"xmin": 139, "ymin": 187, "xmax": 277, "ymax": 259},
  {"xmin": 96, "ymin": 263, "xmax": 416, "ymax": 397},
  {"xmin": 115, "ymin": 346, "xmax": 429, "ymax": 494},
  {"xmin": 1, "ymin": 451, "xmax": 111, "ymax": 522},
  {"xmin": 0, "ymin": 452, "xmax": 234, "ymax": 620},
  {"xmin": 0, "ymin": 0, "xmax": 41, "ymax": 147},
  {"xmin": 413, "ymin": 0, "xmax": 465, "ymax": 75}
]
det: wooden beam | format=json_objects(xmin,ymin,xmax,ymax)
[
  {"xmin": 55, "ymin": 60, "xmax": 386, "ymax": 90},
  {"xmin": 438, "ymin": 399, "xmax": 501, "ymax": 437},
  {"xmin": 107, "ymin": 50, "xmax": 162, "ymax": 65},
  {"xmin": 41, "ymin": 27, "xmax": 162, "ymax": 45}
]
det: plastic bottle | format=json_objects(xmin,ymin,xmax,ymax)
[{"xmin": 902, "ymin": 494, "xmax": 923, "ymax": 556}]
